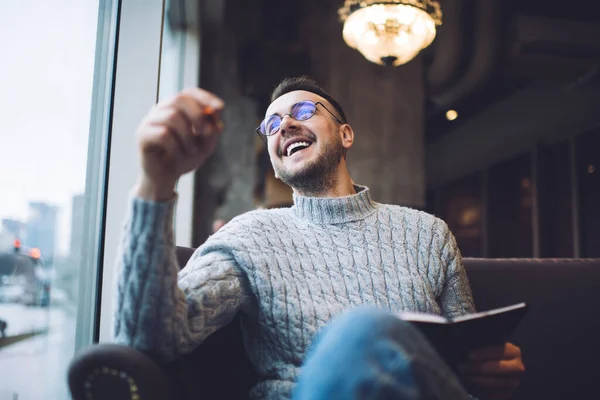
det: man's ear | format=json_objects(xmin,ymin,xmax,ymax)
[{"xmin": 340, "ymin": 124, "xmax": 354, "ymax": 150}]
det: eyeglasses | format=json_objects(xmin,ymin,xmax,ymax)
[{"xmin": 256, "ymin": 100, "xmax": 344, "ymax": 137}]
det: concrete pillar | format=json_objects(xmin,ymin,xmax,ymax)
[
  {"xmin": 193, "ymin": 0, "xmax": 259, "ymax": 245},
  {"xmin": 303, "ymin": 0, "xmax": 426, "ymax": 207}
]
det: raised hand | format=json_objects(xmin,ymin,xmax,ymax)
[{"xmin": 135, "ymin": 88, "xmax": 225, "ymax": 200}]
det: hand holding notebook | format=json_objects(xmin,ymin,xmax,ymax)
[{"xmin": 397, "ymin": 303, "xmax": 529, "ymax": 369}]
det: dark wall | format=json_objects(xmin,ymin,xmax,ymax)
[{"xmin": 430, "ymin": 130, "xmax": 600, "ymax": 259}]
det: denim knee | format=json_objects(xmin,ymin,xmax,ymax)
[
  {"xmin": 293, "ymin": 306, "xmax": 422, "ymax": 400},
  {"xmin": 294, "ymin": 307, "xmax": 469, "ymax": 400}
]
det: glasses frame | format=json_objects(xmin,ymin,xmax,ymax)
[{"xmin": 255, "ymin": 100, "xmax": 344, "ymax": 138}]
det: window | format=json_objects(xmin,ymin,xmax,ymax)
[
  {"xmin": 0, "ymin": 2, "xmax": 116, "ymax": 398},
  {"xmin": 487, "ymin": 153, "xmax": 534, "ymax": 257},
  {"xmin": 537, "ymin": 140, "xmax": 574, "ymax": 257},
  {"xmin": 96, "ymin": 0, "xmax": 200, "ymax": 342},
  {"xmin": 577, "ymin": 129, "xmax": 600, "ymax": 258},
  {"xmin": 436, "ymin": 174, "xmax": 484, "ymax": 257}
]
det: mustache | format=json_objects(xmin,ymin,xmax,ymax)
[{"xmin": 277, "ymin": 131, "xmax": 318, "ymax": 158}]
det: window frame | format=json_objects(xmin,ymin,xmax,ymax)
[
  {"xmin": 74, "ymin": 0, "xmax": 120, "ymax": 351},
  {"xmin": 96, "ymin": 0, "xmax": 200, "ymax": 342}
]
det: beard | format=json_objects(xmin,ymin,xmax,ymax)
[{"xmin": 275, "ymin": 137, "xmax": 345, "ymax": 196}]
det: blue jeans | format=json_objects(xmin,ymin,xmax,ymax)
[{"xmin": 292, "ymin": 307, "xmax": 470, "ymax": 400}]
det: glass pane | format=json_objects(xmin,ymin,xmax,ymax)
[
  {"xmin": 437, "ymin": 174, "xmax": 484, "ymax": 257},
  {"xmin": 487, "ymin": 153, "xmax": 534, "ymax": 257},
  {"xmin": 538, "ymin": 140, "xmax": 574, "ymax": 258},
  {"xmin": 0, "ymin": 2, "xmax": 108, "ymax": 398},
  {"xmin": 577, "ymin": 128, "xmax": 600, "ymax": 258}
]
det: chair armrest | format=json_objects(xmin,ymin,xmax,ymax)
[{"xmin": 68, "ymin": 343, "xmax": 175, "ymax": 400}]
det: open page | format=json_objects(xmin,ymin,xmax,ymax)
[
  {"xmin": 396, "ymin": 311, "xmax": 448, "ymax": 324},
  {"xmin": 451, "ymin": 303, "xmax": 527, "ymax": 323},
  {"xmin": 397, "ymin": 302, "xmax": 527, "ymax": 324}
]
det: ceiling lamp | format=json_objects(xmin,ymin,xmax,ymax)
[{"xmin": 339, "ymin": 0, "xmax": 442, "ymax": 67}]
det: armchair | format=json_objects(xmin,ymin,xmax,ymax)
[{"xmin": 68, "ymin": 248, "xmax": 600, "ymax": 399}]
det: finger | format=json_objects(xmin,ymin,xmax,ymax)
[
  {"xmin": 145, "ymin": 106, "xmax": 191, "ymax": 134},
  {"xmin": 158, "ymin": 93, "xmax": 206, "ymax": 133},
  {"xmin": 463, "ymin": 375, "xmax": 521, "ymax": 389},
  {"xmin": 139, "ymin": 124, "xmax": 180, "ymax": 161},
  {"xmin": 181, "ymin": 87, "xmax": 224, "ymax": 111},
  {"xmin": 144, "ymin": 107, "xmax": 198, "ymax": 156},
  {"xmin": 204, "ymin": 106, "xmax": 225, "ymax": 132},
  {"xmin": 459, "ymin": 359, "xmax": 525, "ymax": 375},
  {"xmin": 191, "ymin": 124, "xmax": 220, "ymax": 155},
  {"xmin": 469, "ymin": 343, "xmax": 521, "ymax": 361},
  {"xmin": 170, "ymin": 92, "xmax": 224, "ymax": 137},
  {"xmin": 179, "ymin": 88, "xmax": 225, "ymax": 134},
  {"xmin": 197, "ymin": 106, "xmax": 223, "ymax": 136}
]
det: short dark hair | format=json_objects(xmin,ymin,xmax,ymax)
[{"xmin": 270, "ymin": 76, "xmax": 348, "ymax": 124}]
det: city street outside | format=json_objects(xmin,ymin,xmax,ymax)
[
  {"xmin": 0, "ymin": 298, "xmax": 75, "ymax": 399},
  {"xmin": 0, "ymin": 2, "xmax": 103, "ymax": 399}
]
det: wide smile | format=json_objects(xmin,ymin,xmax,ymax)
[
  {"xmin": 282, "ymin": 137, "xmax": 315, "ymax": 158},
  {"xmin": 286, "ymin": 141, "xmax": 313, "ymax": 158}
]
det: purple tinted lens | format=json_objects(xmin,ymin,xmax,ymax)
[
  {"xmin": 265, "ymin": 115, "xmax": 281, "ymax": 135},
  {"xmin": 292, "ymin": 101, "xmax": 316, "ymax": 121}
]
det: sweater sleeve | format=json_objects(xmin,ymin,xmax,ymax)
[
  {"xmin": 113, "ymin": 196, "xmax": 254, "ymax": 363},
  {"xmin": 437, "ymin": 222, "xmax": 476, "ymax": 318}
]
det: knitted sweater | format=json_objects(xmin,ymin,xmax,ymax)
[{"xmin": 114, "ymin": 185, "xmax": 475, "ymax": 399}]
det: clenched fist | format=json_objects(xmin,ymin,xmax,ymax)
[{"xmin": 135, "ymin": 88, "xmax": 224, "ymax": 201}]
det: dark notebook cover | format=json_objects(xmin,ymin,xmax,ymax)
[{"xmin": 397, "ymin": 303, "xmax": 529, "ymax": 369}]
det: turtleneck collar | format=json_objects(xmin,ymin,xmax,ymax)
[{"xmin": 291, "ymin": 185, "xmax": 378, "ymax": 225}]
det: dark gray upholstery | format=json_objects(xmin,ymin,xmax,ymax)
[
  {"xmin": 465, "ymin": 258, "xmax": 600, "ymax": 400},
  {"xmin": 68, "ymin": 248, "xmax": 600, "ymax": 400}
]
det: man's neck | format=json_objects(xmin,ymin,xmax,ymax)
[{"xmin": 293, "ymin": 173, "xmax": 356, "ymax": 198}]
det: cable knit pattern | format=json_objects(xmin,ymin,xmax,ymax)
[{"xmin": 114, "ymin": 185, "xmax": 475, "ymax": 400}]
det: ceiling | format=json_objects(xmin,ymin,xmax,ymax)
[
  {"xmin": 423, "ymin": 0, "xmax": 600, "ymax": 142},
  {"xmin": 184, "ymin": 0, "xmax": 600, "ymax": 143}
]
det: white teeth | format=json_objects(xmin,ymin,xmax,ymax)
[{"xmin": 286, "ymin": 141, "xmax": 310, "ymax": 157}]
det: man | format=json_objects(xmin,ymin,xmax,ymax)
[{"xmin": 114, "ymin": 77, "xmax": 524, "ymax": 399}]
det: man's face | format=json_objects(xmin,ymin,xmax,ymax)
[{"xmin": 265, "ymin": 90, "xmax": 345, "ymax": 192}]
